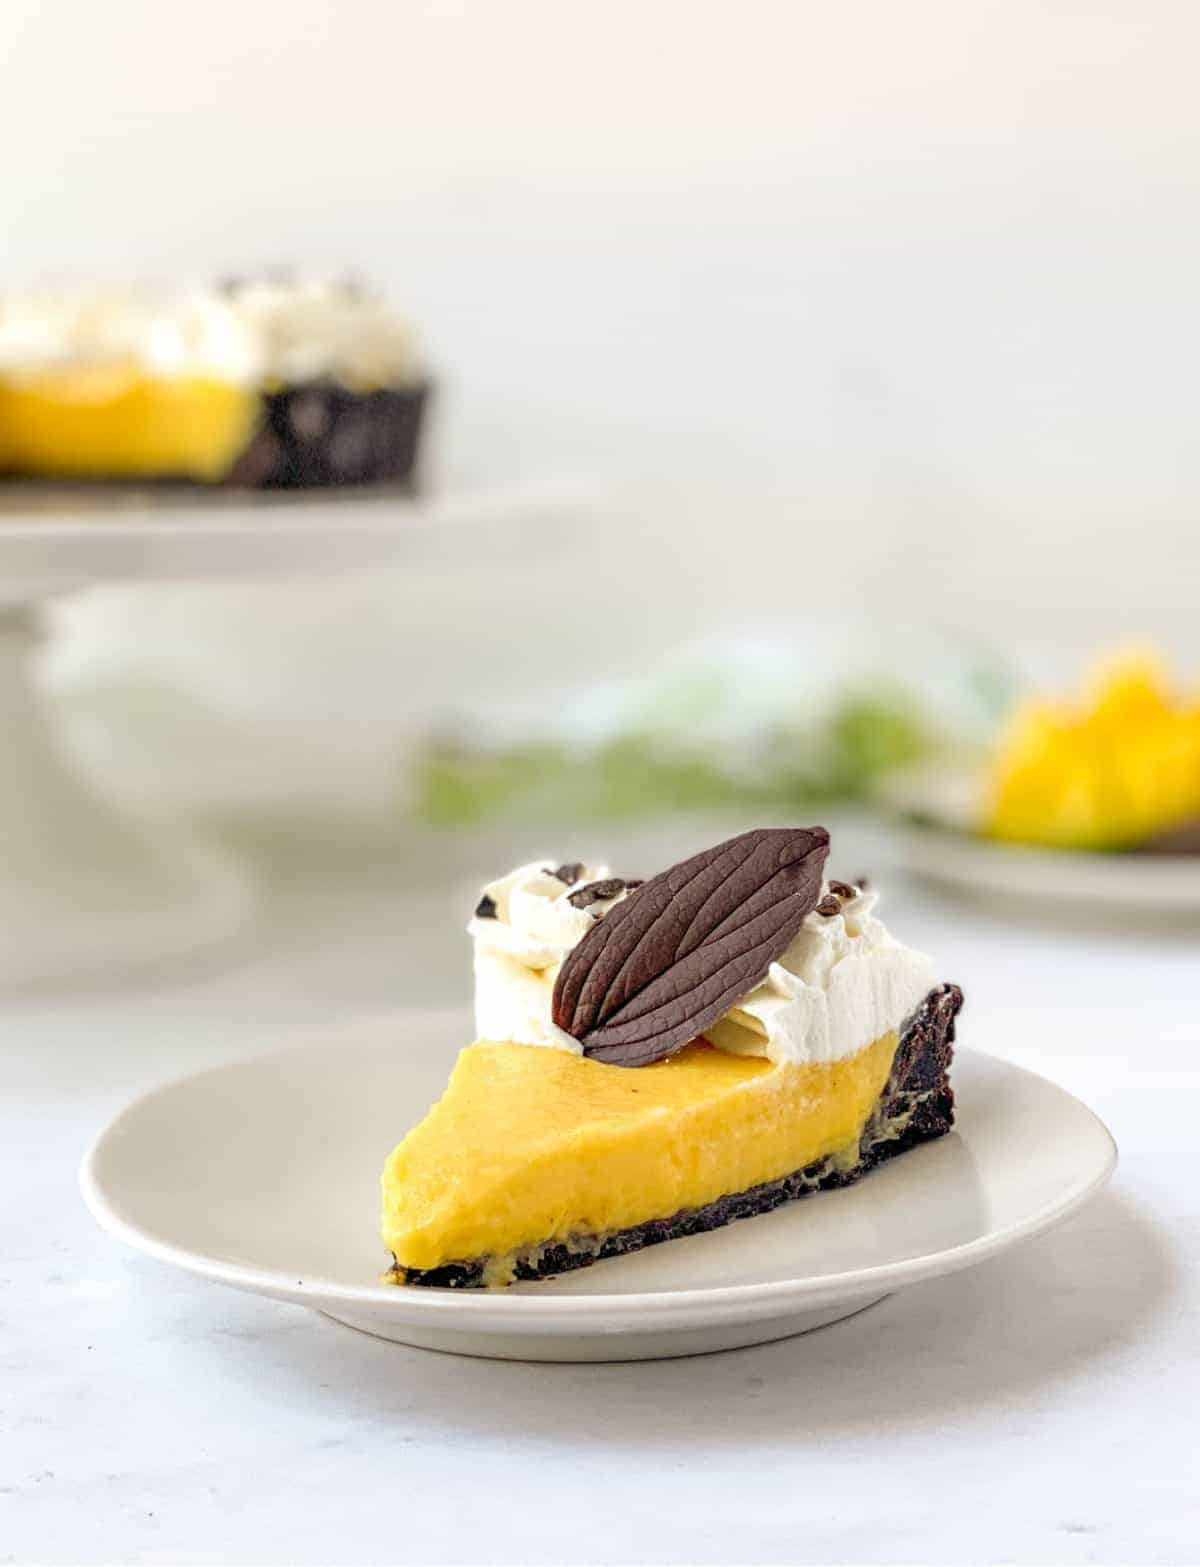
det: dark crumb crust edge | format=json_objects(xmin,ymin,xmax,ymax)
[
  {"xmin": 392, "ymin": 981, "xmax": 964, "ymax": 1290},
  {"xmin": 226, "ymin": 379, "xmax": 430, "ymax": 489}
]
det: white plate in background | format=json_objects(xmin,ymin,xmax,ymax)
[
  {"xmin": 882, "ymin": 757, "xmax": 1200, "ymax": 916},
  {"xmin": 81, "ymin": 1010, "xmax": 1116, "ymax": 1362},
  {"xmin": 897, "ymin": 819, "xmax": 1200, "ymax": 915}
]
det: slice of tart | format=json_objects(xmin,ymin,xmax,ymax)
[{"xmin": 382, "ymin": 828, "xmax": 962, "ymax": 1288}]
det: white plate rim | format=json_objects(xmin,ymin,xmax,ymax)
[
  {"xmin": 900, "ymin": 817, "xmax": 1200, "ymax": 877},
  {"xmin": 896, "ymin": 819, "xmax": 1200, "ymax": 915},
  {"xmin": 80, "ymin": 1040, "xmax": 1118, "ymax": 1331}
]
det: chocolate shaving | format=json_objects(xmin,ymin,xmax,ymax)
[
  {"xmin": 552, "ymin": 827, "xmax": 830, "ymax": 1066},
  {"xmin": 567, "ymin": 877, "xmax": 627, "ymax": 910},
  {"xmin": 828, "ymin": 879, "xmax": 857, "ymax": 900},
  {"xmin": 474, "ymin": 894, "xmax": 498, "ymax": 919},
  {"xmin": 548, "ymin": 862, "xmax": 585, "ymax": 885},
  {"xmin": 815, "ymin": 895, "xmax": 843, "ymax": 917}
]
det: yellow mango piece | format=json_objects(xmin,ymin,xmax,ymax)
[{"xmin": 987, "ymin": 649, "xmax": 1200, "ymax": 849}]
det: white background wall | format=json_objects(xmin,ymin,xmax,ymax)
[{"xmin": 6, "ymin": 0, "xmax": 1200, "ymax": 798}]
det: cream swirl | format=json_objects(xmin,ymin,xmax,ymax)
[
  {"xmin": 0, "ymin": 287, "xmax": 259, "ymax": 382},
  {"xmin": 221, "ymin": 278, "xmax": 421, "ymax": 388},
  {"xmin": 469, "ymin": 860, "xmax": 935, "ymax": 1065},
  {"xmin": 470, "ymin": 861, "xmax": 632, "ymax": 1052},
  {"xmin": 0, "ymin": 279, "xmax": 421, "ymax": 389}
]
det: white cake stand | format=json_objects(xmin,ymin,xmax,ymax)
[{"xmin": 0, "ymin": 483, "xmax": 572, "ymax": 990}]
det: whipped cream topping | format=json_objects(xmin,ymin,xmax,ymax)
[
  {"xmin": 0, "ymin": 287, "xmax": 260, "ymax": 383},
  {"xmin": 470, "ymin": 859, "xmax": 935, "ymax": 1065},
  {"xmin": 220, "ymin": 278, "xmax": 421, "ymax": 388},
  {"xmin": 470, "ymin": 862, "xmax": 633, "ymax": 1053},
  {"xmin": 0, "ymin": 279, "xmax": 421, "ymax": 389}
]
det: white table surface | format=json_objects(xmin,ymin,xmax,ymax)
[{"xmin": 4, "ymin": 844, "xmax": 1198, "ymax": 1566}]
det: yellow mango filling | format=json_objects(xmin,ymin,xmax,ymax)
[
  {"xmin": 0, "ymin": 365, "xmax": 258, "ymax": 481},
  {"xmin": 986, "ymin": 649, "xmax": 1200, "ymax": 851},
  {"xmin": 381, "ymin": 1031, "xmax": 898, "ymax": 1277}
]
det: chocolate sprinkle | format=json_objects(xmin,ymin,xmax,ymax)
[
  {"xmin": 567, "ymin": 877, "xmax": 627, "ymax": 910},
  {"xmin": 553, "ymin": 827, "xmax": 830, "ymax": 1067},
  {"xmin": 815, "ymin": 895, "xmax": 843, "ymax": 917},
  {"xmin": 474, "ymin": 894, "xmax": 498, "ymax": 919},
  {"xmin": 828, "ymin": 879, "xmax": 857, "ymax": 900},
  {"xmin": 548, "ymin": 862, "xmax": 585, "ymax": 885}
]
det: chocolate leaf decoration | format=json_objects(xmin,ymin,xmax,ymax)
[
  {"xmin": 567, "ymin": 877, "xmax": 626, "ymax": 910},
  {"xmin": 551, "ymin": 826, "xmax": 830, "ymax": 1066}
]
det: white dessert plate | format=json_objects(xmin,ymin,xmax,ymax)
[
  {"xmin": 81, "ymin": 1010, "xmax": 1116, "ymax": 1363},
  {"xmin": 897, "ymin": 820, "xmax": 1200, "ymax": 916},
  {"xmin": 883, "ymin": 760, "xmax": 1200, "ymax": 916}
]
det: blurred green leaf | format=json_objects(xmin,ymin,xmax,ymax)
[{"xmin": 409, "ymin": 678, "xmax": 929, "ymax": 827}]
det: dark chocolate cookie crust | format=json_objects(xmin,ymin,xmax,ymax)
[
  {"xmin": 395, "ymin": 982, "xmax": 963, "ymax": 1289},
  {"xmin": 227, "ymin": 379, "xmax": 430, "ymax": 490}
]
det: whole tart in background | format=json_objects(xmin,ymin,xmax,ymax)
[{"xmin": 0, "ymin": 277, "xmax": 431, "ymax": 491}]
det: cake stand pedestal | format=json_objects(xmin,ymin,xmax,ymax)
[{"xmin": 0, "ymin": 485, "xmax": 573, "ymax": 990}]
